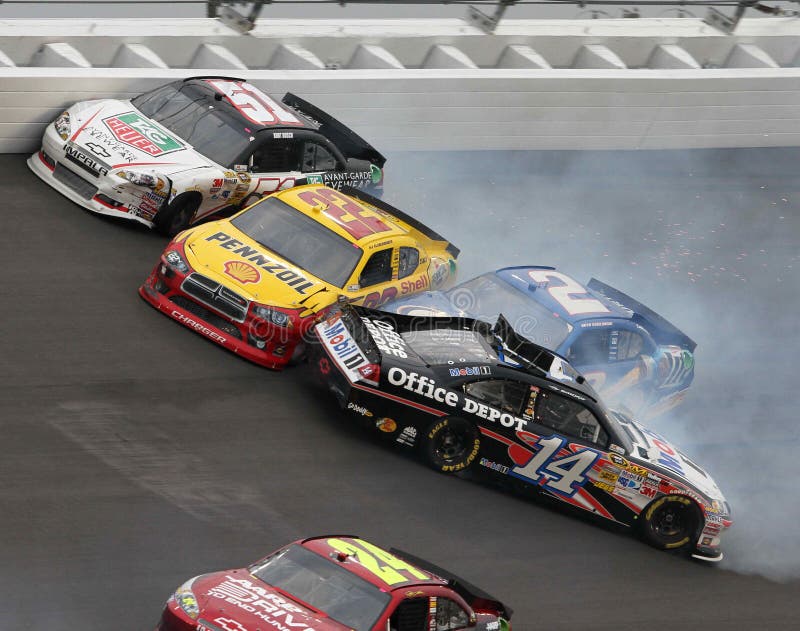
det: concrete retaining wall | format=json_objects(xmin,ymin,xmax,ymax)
[{"xmin": 3, "ymin": 17, "xmax": 800, "ymax": 152}]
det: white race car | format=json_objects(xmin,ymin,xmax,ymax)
[{"xmin": 28, "ymin": 76, "xmax": 385, "ymax": 234}]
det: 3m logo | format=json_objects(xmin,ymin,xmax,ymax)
[{"xmin": 103, "ymin": 112, "xmax": 183, "ymax": 156}]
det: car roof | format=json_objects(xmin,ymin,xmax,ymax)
[
  {"xmin": 355, "ymin": 308, "xmax": 600, "ymax": 402},
  {"xmin": 300, "ymin": 536, "xmax": 446, "ymax": 590},
  {"xmin": 183, "ymin": 77, "xmax": 318, "ymax": 132},
  {"xmin": 275, "ymin": 185, "xmax": 411, "ymax": 245},
  {"xmin": 493, "ymin": 266, "xmax": 634, "ymax": 323}
]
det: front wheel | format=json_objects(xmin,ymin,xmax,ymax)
[
  {"xmin": 154, "ymin": 193, "xmax": 201, "ymax": 236},
  {"xmin": 640, "ymin": 495, "xmax": 699, "ymax": 551},
  {"xmin": 423, "ymin": 417, "xmax": 480, "ymax": 474}
]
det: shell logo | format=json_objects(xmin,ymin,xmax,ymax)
[{"xmin": 223, "ymin": 260, "xmax": 261, "ymax": 284}]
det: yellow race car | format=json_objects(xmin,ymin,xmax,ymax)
[{"xmin": 139, "ymin": 184, "xmax": 458, "ymax": 369}]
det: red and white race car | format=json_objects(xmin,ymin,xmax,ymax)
[
  {"xmin": 157, "ymin": 535, "xmax": 512, "ymax": 631},
  {"xmin": 28, "ymin": 76, "xmax": 385, "ymax": 234}
]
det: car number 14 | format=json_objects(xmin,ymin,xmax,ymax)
[{"xmin": 510, "ymin": 435, "xmax": 600, "ymax": 497}]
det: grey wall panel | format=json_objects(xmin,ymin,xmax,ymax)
[{"xmin": 2, "ymin": 16, "xmax": 800, "ymax": 153}]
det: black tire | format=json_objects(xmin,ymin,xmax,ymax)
[
  {"xmin": 286, "ymin": 342, "xmax": 307, "ymax": 367},
  {"xmin": 640, "ymin": 494, "xmax": 700, "ymax": 551},
  {"xmin": 154, "ymin": 193, "xmax": 201, "ymax": 236},
  {"xmin": 423, "ymin": 417, "xmax": 480, "ymax": 474}
]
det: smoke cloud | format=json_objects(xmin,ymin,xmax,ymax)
[{"xmin": 384, "ymin": 147, "xmax": 800, "ymax": 580}]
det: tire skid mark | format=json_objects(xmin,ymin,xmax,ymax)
[{"xmin": 49, "ymin": 400, "xmax": 296, "ymax": 539}]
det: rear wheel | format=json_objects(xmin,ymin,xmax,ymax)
[
  {"xmin": 423, "ymin": 417, "xmax": 480, "ymax": 474},
  {"xmin": 640, "ymin": 494, "xmax": 700, "ymax": 551},
  {"xmin": 154, "ymin": 193, "xmax": 201, "ymax": 236}
]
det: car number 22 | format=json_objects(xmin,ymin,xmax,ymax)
[{"xmin": 298, "ymin": 188, "xmax": 392, "ymax": 240}]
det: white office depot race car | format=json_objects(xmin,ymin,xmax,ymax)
[{"xmin": 28, "ymin": 76, "xmax": 385, "ymax": 235}]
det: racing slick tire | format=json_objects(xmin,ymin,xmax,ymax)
[
  {"xmin": 640, "ymin": 494, "xmax": 701, "ymax": 552},
  {"xmin": 154, "ymin": 193, "xmax": 201, "ymax": 236},
  {"xmin": 423, "ymin": 417, "xmax": 480, "ymax": 474}
]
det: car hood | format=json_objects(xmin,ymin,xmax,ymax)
[
  {"xmin": 182, "ymin": 223, "xmax": 333, "ymax": 310},
  {"xmin": 66, "ymin": 98, "xmax": 214, "ymax": 175},
  {"xmin": 384, "ymin": 290, "xmax": 456, "ymax": 317},
  {"xmin": 192, "ymin": 570, "xmax": 349, "ymax": 631},
  {"xmin": 616, "ymin": 415, "xmax": 726, "ymax": 502}
]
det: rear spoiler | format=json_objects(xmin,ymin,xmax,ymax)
[
  {"xmin": 493, "ymin": 314, "xmax": 562, "ymax": 377},
  {"xmin": 587, "ymin": 279, "xmax": 697, "ymax": 352},
  {"xmin": 282, "ymin": 92, "xmax": 386, "ymax": 167},
  {"xmin": 389, "ymin": 548, "xmax": 513, "ymax": 620},
  {"xmin": 183, "ymin": 75, "xmax": 246, "ymax": 83},
  {"xmin": 493, "ymin": 315, "xmax": 598, "ymax": 400},
  {"xmin": 341, "ymin": 185, "xmax": 460, "ymax": 259}
]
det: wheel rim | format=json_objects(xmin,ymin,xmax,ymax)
[
  {"xmin": 434, "ymin": 426, "xmax": 469, "ymax": 463},
  {"xmin": 651, "ymin": 504, "xmax": 687, "ymax": 540}
]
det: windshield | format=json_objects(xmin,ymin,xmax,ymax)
[
  {"xmin": 132, "ymin": 83, "xmax": 252, "ymax": 166},
  {"xmin": 401, "ymin": 328, "xmax": 498, "ymax": 365},
  {"xmin": 250, "ymin": 545, "xmax": 390, "ymax": 631},
  {"xmin": 231, "ymin": 196, "xmax": 362, "ymax": 287},
  {"xmin": 447, "ymin": 274, "xmax": 572, "ymax": 349}
]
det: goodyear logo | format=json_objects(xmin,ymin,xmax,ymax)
[
  {"xmin": 205, "ymin": 232, "xmax": 315, "ymax": 294},
  {"xmin": 103, "ymin": 112, "xmax": 183, "ymax": 156}
]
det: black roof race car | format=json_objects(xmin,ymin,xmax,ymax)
[{"xmin": 308, "ymin": 305, "xmax": 731, "ymax": 561}]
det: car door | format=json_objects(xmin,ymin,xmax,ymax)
[
  {"xmin": 300, "ymin": 136, "xmax": 345, "ymax": 183},
  {"xmin": 465, "ymin": 379, "xmax": 611, "ymax": 507},
  {"xmin": 240, "ymin": 134, "xmax": 305, "ymax": 205},
  {"xmin": 351, "ymin": 247, "xmax": 400, "ymax": 309}
]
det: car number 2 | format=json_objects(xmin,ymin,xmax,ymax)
[
  {"xmin": 527, "ymin": 270, "xmax": 610, "ymax": 315},
  {"xmin": 510, "ymin": 435, "xmax": 599, "ymax": 497}
]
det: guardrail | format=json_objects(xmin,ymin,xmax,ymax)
[{"xmin": 2, "ymin": 18, "xmax": 800, "ymax": 152}]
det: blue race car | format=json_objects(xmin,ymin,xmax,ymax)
[{"xmin": 384, "ymin": 266, "xmax": 696, "ymax": 419}]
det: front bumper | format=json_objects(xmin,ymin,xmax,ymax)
[
  {"xmin": 139, "ymin": 263, "xmax": 301, "ymax": 370},
  {"xmin": 692, "ymin": 511, "xmax": 732, "ymax": 562},
  {"xmin": 27, "ymin": 124, "xmax": 166, "ymax": 227}
]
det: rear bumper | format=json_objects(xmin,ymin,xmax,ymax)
[{"xmin": 139, "ymin": 265, "xmax": 298, "ymax": 370}]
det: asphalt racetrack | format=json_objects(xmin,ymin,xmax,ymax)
[{"xmin": 1, "ymin": 149, "xmax": 798, "ymax": 631}]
